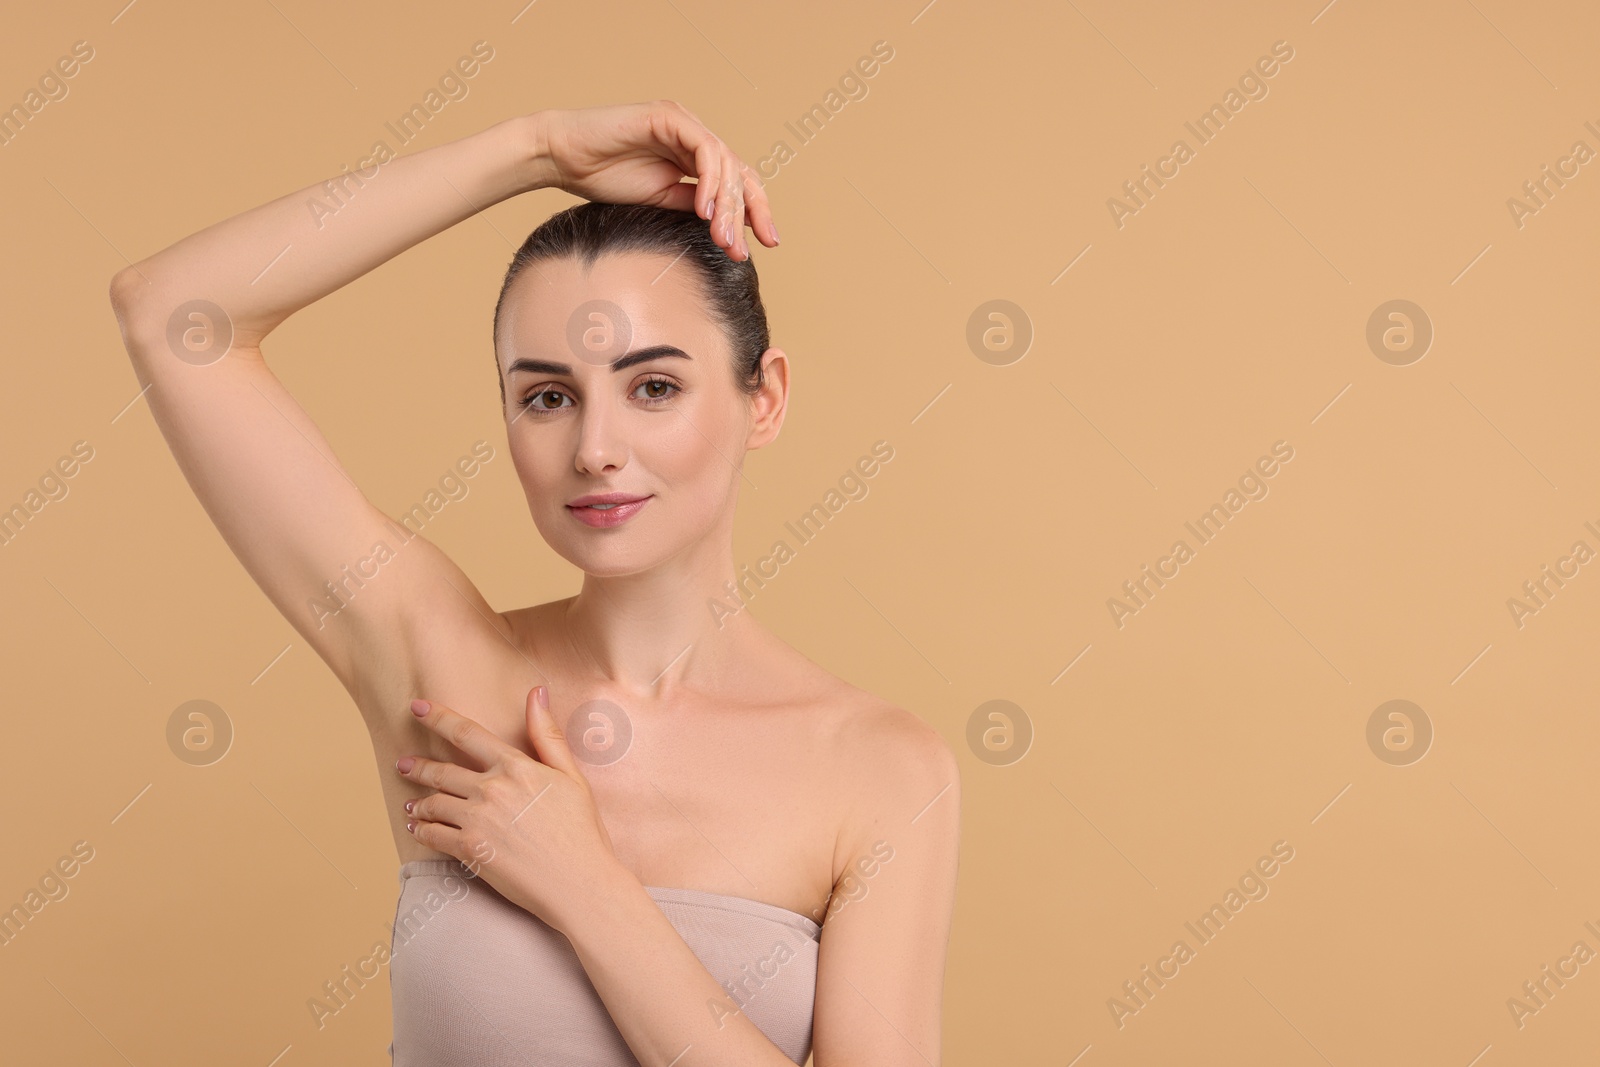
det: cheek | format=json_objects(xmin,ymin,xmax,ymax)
[
  {"xmin": 653, "ymin": 417, "xmax": 715, "ymax": 468},
  {"xmin": 509, "ymin": 441, "xmax": 538, "ymax": 485},
  {"xmin": 653, "ymin": 410, "xmax": 742, "ymax": 492},
  {"xmin": 509, "ymin": 439, "xmax": 561, "ymax": 504}
]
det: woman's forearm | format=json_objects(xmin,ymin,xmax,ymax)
[
  {"xmin": 554, "ymin": 865, "xmax": 801, "ymax": 1067},
  {"xmin": 113, "ymin": 113, "xmax": 549, "ymax": 345}
]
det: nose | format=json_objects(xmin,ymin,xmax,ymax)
[{"xmin": 574, "ymin": 398, "xmax": 627, "ymax": 476}]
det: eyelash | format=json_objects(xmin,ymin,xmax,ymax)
[{"xmin": 517, "ymin": 375, "xmax": 682, "ymax": 415}]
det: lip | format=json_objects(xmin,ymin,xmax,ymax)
[
  {"xmin": 566, "ymin": 493, "xmax": 652, "ymax": 528},
  {"xmin": 568, "ymin": 492, "xmax": 650, "ymax": 507}
]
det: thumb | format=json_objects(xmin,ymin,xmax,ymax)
[{"xmin": 525, "ymin": 686, "xmax": 580, "ymax": 776}]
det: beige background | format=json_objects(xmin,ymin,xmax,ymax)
[{"xmin": 3, "ymin": 0, "xmax": 1598, "ymax": 1063}]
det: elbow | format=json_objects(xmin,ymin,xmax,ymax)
[
  {"xmin": 108, "ymin": 266, "xmax": 146, "ymax": 319},
  {"xmin": 109, "ymin": 267, "xmax": 152, "ymax": 361},
  {"xmin": 109, "ymin": 267, "xmax": 180, "ymax": 367},
  {"xmin": 110, "ymin": 271, "xmax": 246, "ymax": 366}
]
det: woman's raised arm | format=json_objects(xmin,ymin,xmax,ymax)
[
  {"xmin": 106, "ymin": 102, "xmax": 773, "ymax": 712},
  {"xmin": 108, "ymin": 116, "xmax": 552, "ymax": 707}
]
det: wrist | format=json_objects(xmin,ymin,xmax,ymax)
[
  {"xmin": 550, "ymin": 858, "xmax": 640, "ymax": 939},
  {"xmin": 503, "ymin": 111, "xmax": 558, "ymax": 196}
]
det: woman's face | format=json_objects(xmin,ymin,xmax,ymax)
[{"xmin": 495, "ymin": 251, "xmax": 783, "ymax": 577}]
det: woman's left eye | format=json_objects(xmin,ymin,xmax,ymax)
[{"xmin": 635, "ymin": 377, "xmax": 681, "ymax": 404}]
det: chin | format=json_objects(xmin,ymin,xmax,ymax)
[
  {"xmin": 560, "ymin": 543, "xmax": 666, "ymax": 578},
  {"xmin": 544, "ymin": 516, "xmax": 657, "ymax": 570}
]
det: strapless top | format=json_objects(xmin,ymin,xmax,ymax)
[{"xmin": 387, "ymin": 859, "xmax": 821, "ymax": 1065}]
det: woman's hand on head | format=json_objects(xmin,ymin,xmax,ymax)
[
  {"xmin": 395, "ymin": 686, "xmax": 624, "ymax": 934},
  {"xmin": 530, "ymin": 100, "xmax": 777, "ymax": 261}
]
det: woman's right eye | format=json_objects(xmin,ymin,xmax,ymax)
[{"xmin": 519, "ymin": 388, "xmax": 572, "ymax": 413}]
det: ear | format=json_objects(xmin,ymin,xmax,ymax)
[
  {"xmin": 746, "ymin": 346, "xmax": 788, "ymax": 449},
  {"xmin": 525, "ymin": 686, "xmax": 578, "ymax": 776}
]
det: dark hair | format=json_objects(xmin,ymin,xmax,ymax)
[{"xmin": 492, "ymin": 201, "xmax": 770, "ymax": 406}]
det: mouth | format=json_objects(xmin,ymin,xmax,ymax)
[{"xmin": 566, "ymin": 494, "xmax": 652, "ymax": 528}]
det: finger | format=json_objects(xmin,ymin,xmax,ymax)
[
  {"xmin": 410, "ymin": 699, "xmax": 523, "ymax": 768},
  {"xmin": 671, "ymin": 98, "xmax": 708, "ymax": 126},
  {"xmin": 645, "ymin": 101, "xmax": 716, "ymax": 218},
  {"xmin": 408, "ymin": 816, "xmax": 464, "ymax": 859},
  {"xmin": 647, "ymin": 102, "xmax": 742, "ymax": 255},
  {"xmin": 407, "ymin": 791, "xmax": 470, "ymax": 827},
  {"xmin": 652, "ymin": 102, "xmax": 744, "ymax": 252},
  {"xmin": 694, "ymin": 131, "xmax": 724, "ymax": 229},
  {"xmin": 648, "ymin": 124, "xmax": 702, "ymax": 188},
  {"xmin": 396, "ymin": 753, "xmax": 478, "ymax": 798},
  {"xmin": 722, "ymin": 148, "xmax": 749, "ymax": 259},
  {"xmin": 737, "ymin": 160, "xmax": 778, "ymax": 247},
  {"xmin": 524, "ymin": 686, "xmax": 581, "ymax": 778}
]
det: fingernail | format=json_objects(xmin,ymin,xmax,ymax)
[
  {"xmin": 406, "ymin": 821, "xmax": 415, "ymax": 833},
  {"xmin": 538, "ymin": 685, "xmax": 549, "ymax": 711},
  {"xmin": 411, "ymin": 699, "xmax": 429, "ymax": 717},
  {"xmin": 404, "ymin": 800, "xmax": 414, "ymax": 813},
  {"xmin": 396, "ymin": 757, "xmax": 415, "ymax": 773},
  {"xmin": 706, "ymin": 195, "xmax": 716, "ymax": 219},
  {"xmin": 771, "ymin": 223, "xmax": 780, "ymax": 245}
]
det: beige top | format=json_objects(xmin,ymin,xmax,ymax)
[{"xmin": 387, "ymin": 859, "xmax": 821, "ymax": 1065}]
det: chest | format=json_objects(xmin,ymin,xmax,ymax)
[{"xmin": 373, "ymin": 656, "xmax": 839, "ymax": 921}]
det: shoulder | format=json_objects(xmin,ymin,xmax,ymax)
[
  {"xmin": 830, "ymin": 695, "xmax": 958, "ymax": 790},
  {"xmin": 818, "ymin": 687, "xmax": 961, "ymax": 883},
  {"xmin": 774, "ymin": 641, "xmax": 957, "ymax": 790},
  {"xmin": 768, "ymin": 641, "xmax": 960, "ymax": 831}
]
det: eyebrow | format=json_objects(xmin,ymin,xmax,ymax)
[{"xmin": 505, "ymin": 344, "xmax": 693, "ymax": 377}]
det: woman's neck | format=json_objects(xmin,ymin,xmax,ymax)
[{"xmin": 560, "ymin": 565, "xmax": 761, "ymax": 698}]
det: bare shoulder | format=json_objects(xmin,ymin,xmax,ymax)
[
  {"xmin": 792, "ymin": 671, "xmax": 961, "ymax": 878},
  {"xmin": 800, "ymin": 684, "xmax": 961, "ymax": 951},
  {"xmin": 767, "ymin": 640, "xmax": 959, "ymax": 800},
  {"xmin": 828, "ymin": 688, "xmax": 957, "ymax": 788}
]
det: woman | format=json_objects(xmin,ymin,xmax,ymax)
[{"xmin": 108, "ymin": 100, "xmax": 959, "ymax": 1065}]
